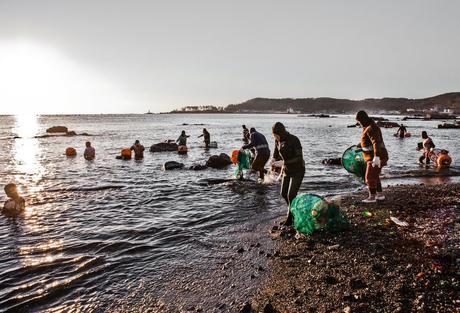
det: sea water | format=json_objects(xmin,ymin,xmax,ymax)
[{"xmin": 0, "ymin": 113, "xmax": 459, "ymax": 311}]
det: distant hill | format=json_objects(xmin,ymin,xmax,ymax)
[{"xmin": 223, "ymin": 92, "xmax": 460, "ymax": 114}]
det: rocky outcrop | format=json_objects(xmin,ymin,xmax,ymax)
[
  {"xmin": 376, "ymin": 121, "xmax": 400, "ymax": 128},
  {"xmin": 46, "ymin": 126, "xmax": 68, "ymax": 133},
  {"xmin": 35, "ymin": 132, "xmax": 91, "ymax": 138},
  {"xmin": 162, "ymin": 161, "xmax": 184, "ymax": 170},
  {"xmin": 150, "ymin": 142, "xmax": 178, "ymax": 152},
  {"xmin": 206, "ymin": 153, "xmax": 232, "ymax": 169},
  {"xmin": 322, "ymin": 158, "xmax": 342, "ymax": 165},
  {"xmin": 189, "ymin": 164, "xmax": 208, "ymax": 171}
]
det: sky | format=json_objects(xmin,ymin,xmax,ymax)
[{"xmin": 0, "ymin": 0, "xmax": 459, "ymax": 114}]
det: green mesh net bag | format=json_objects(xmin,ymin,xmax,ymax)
[
  {"xmin": 342, "ymin": 145, "xmax": 366, "ymax": 181},
  {"xmin": 291, "ymin": 194, "xmax": 348, "ymax": 235},
  {"xmin": 234, "ymin": 150, "xmax": 252, "ymax": 178}
]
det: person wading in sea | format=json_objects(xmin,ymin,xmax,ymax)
[
  {"xmin": 272, "ymin": 122, "xmax": 305, "ymax": 226},
  {"xmin": 84, "ymin": 141, "xmax": 96, "ymax": 160},
  {"xmin": 396, "ymin": 124, "xmax": 407, "ymax": 138},
  {"xmin": 2, "ymin": 183, "xmax": 25, "ymax": 216},
  {"xmin": 130, "ymin": 140, "xmax": 145, "ymax": 160},
  {"xmin": 242, "ymin": 127, "xmax": 270, "ymax": 182},
  {"xmin": 177, "ymin": 130, "xmax": 190, "ymax": 146},
  {"xmin": 419, "ymin": 131, "xmax": 435, "ymax": 165},
  {"xmin": 198, "ymin": 128, "xmax": 211, "ymax": 149}
]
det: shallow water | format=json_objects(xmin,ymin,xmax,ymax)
[{"xmin": 0, "ymin": 113, "xmax": 459, "ymax": 311}]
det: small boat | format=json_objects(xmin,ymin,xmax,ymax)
[{"xmin": 145, "ymin": 110, "xmax": 154, "ymax": 114}]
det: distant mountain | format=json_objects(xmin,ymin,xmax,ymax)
[{"xmin": 223, "ymin": 92, "xmax": 460, "ymax": 114}]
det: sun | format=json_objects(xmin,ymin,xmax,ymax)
[{"xmin": 0, "ymin": 39, "xmax": 128, "ymax": 114}]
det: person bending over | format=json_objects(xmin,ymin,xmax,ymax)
[
  {"xmin": 242, "ymin": 125, "xmax": 250, "ymax": 144},
  {"xmin": 242, "ymin": 127, "xmax": 270, "ymax": 181},
  {"xmin": 177, "ymin": 130, "xmax": 190, "ymax": 146},
  {"xmin": 198, "ymin": 128, "xmax": 211, "ymax": 149}
]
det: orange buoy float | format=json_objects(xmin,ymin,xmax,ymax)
[
  {"xmin": 231, "ymin": 149, "xmax": 239, "ymax": 165},
  {"xmin": 121, "ymin": 148, "xmax": 132, "ymax": 160},
  {"xmin": 178, "ymin": 145, "xmax": 188, "ymax": 154},
  {"xmin": 437, "ymin": 150, "xmax": 452, "ymax": 168},
  {"xmin": 65, "ymin": 147, "xmax": 77, "ymax": 157}
]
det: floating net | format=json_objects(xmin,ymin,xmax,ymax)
[
  {"xmin": 233, "ymin": 150, "xmax": 252, "ymax": 178},
  {"xmin": 342, "ymin": 145, "xmax": 366, "ymax": 181},
  {"xmin": 291, "ymin": 194, "xmax": 348, "ymax": 235}
]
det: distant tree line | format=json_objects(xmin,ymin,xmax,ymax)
[{"xmin": 171, "ymin": 92, "xmax": 460, "ymax": 114}]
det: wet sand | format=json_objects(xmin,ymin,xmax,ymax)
[{"xmin": 249, "ymin": 183, "xmax": 460, "ymax": 313}]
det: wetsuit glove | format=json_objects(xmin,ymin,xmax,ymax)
[{"xmin": 372, "ymin": 156, "xmax": 381, "ymax": 168}]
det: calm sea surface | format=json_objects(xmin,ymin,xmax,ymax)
[{"xmin": 0, "ymin": 113, "xmax": 459, "ymax": 312}]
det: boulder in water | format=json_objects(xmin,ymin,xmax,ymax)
[
  {"xmin": 150, "ymin": 142, "xmax": 178, "ymax": 152},
  {"xmin": 189, "ymin": 164, "xmax": 208, "ymax": 171},
  {"xmin": 322, "ymin": 158, "xmax": 342, "ymax": 166},
  {"xmin": 46, "ymin": 126, "xmax": 68, "ymax": 133},
  {"xmin": 206, "ymin": 153, "xmax": 232, "ymax": 169},
  {"xmin": 163, "ymin": 161, "xmax": 184, "ymax": 170}
]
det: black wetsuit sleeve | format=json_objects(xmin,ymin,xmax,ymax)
[{"xmin": 242, "ymin": 143, "xmax": 253, "ymax": 149}]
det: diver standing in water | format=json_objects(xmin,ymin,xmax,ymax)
[
  {"xmin": 84, "ymin": 141, "xmax": 96, "ymax": 160},
  {"xmin": 419, "ymin": 131, "xmax": 435, "ymax": 165},
  {"xmin": 177, "ymin": 130, "xmax": 190, "ymax": 146},
  {"xmin": 356, "ymin": 110, "xmax": 389, "ymax": 203},
  {"xmin": 130, "ymin": 140, "xmax": 145, "ymax": 160},
  {"xmin": 2, "ymin": 183, "xmax": 25, "ymax": 216},
  {"xmin": 396, "ymin": 124, "xmax": 407, "ymax": 138},
  {"xmin": 198, "ymin": 128, "xmax": 211, "ymax": 149},
  {"xmin": 242, "ymin": 128, "xmax": 270, "ymax": 182},
  {"xmin": 272, "ymin": 122, "xmax": 305, "ymax": 226}
]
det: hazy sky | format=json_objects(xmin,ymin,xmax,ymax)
[{"xmin": 1, "ymin": 0, "xmax": 459, "ymax": 114}]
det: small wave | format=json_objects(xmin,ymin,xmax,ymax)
[{"xmin": 46, "ymin": 185, "xmax": 126, "ymax": 192}]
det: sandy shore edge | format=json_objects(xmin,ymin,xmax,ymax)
[{"xmin": 246, "ymin": 183, "xmax": 460, "ymax": 313}]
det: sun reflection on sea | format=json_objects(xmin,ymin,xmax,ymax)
[
  {"xmin": 13, "ymin": 114, "xmax": 42, "ymax": 177},
  {"xmin": 12, "ymin": 114, "xmax": 46, "ymax": 219}
]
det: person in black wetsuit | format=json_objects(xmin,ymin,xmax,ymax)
[
  {"xmin": 242, "ymin": 125, "xmax": 250, "ymax": 144},
  {"xmin": 396, "ymin": 124, "xmax": 407, "ymax": 138},
  {"xmin": 177, "ymin": 130, "xmax": 190, "ymax": 146},
  {"xmin": 242, "ymin": 128, "xmax": 270, "ymax": 181},
  {"xmin": 272, "ymin": 122, "xmax": 305, "ymax": 226},
  {"xmin": 130, "ymin": 140, "xmax": 145, "ymax": 160},
  {"xmin": 198, "ymin": 128, "xmax": 211, "ymax": 149}
]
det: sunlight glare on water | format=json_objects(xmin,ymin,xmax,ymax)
[{"xmin": 13, "ymin": 114, "xmax": 44, "ymax": 187}]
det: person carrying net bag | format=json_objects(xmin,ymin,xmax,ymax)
[
  {"xmin": 272, "ymin": 122, "xmax": 305, "ymax": 226},
  {"xmin": 355, "ymin": 111, "xmax": 389, "ymax": 203}
]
